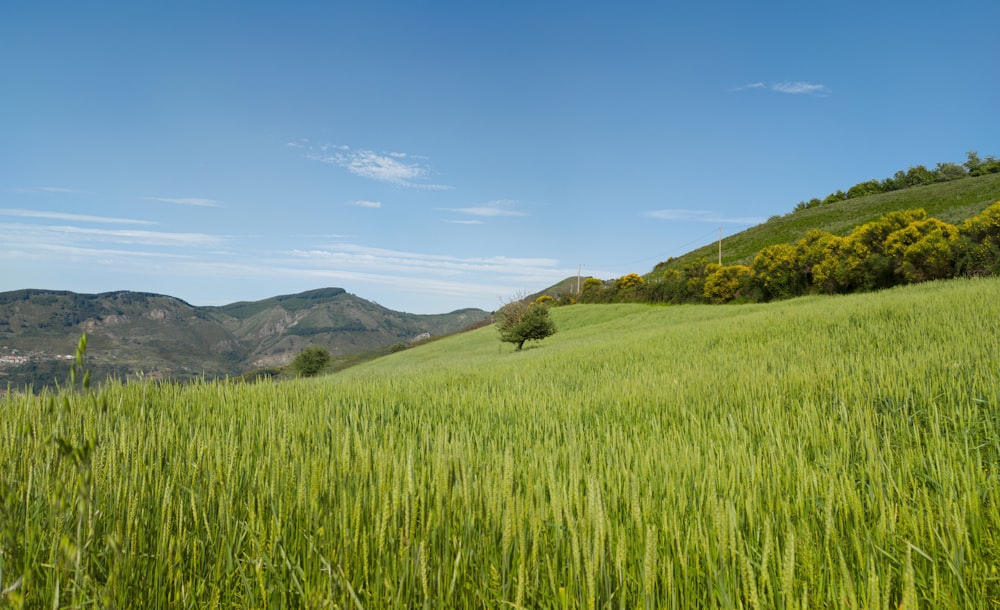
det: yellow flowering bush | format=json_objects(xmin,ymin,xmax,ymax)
[{"xmin": 703, "ymin": 265, "xmax": 753, "ymax": 303}]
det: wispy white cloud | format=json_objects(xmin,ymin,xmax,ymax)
[
  {"xmin": 0, "ymin": 208, "xmax": 156, "ymax": 225},
  {"xmin": 643, "ymin": 209, "xmax": 764, "ymax": 225},
  {"xmin": 39, "ymin": 186, "xmax": 82, "ymax": 193},
  {"xmin": 32, "ymin": 244, "xmax": 197, "ymax": 260},
  {"xmin": 448, "ymin": 219, "xmax": 485, "ymax": 225},
  {"xmin": 0, "ymin": 221, "xmax": 225, "ymax": 249},
  {"xmin": 2, "ymin": 218, "xmax": 559, "ymax": 284},
  {"xmin": 439, "ymin": 200, "xmax": 527, "ymax": 218},
  {"xmin": 137, "ymin": 242, "xmax": 573, "ymax": 309},
  {"xmin": 51, "ymin": 226, "xmax": 227, "ymax": 247},
  {"xmin": 165, "ymin": 259, "xmax": 522, "ymax": 307},
  {"xmin": 145, "ymin": 197, "xmax": 223, "ymax": 207},
  {"xmin": 2, "ymin": 183, "xmax": 565, "ymax": 311},
  {"xmin": 296, "ymin": 142, "xmax": 452, "ymax": 190},
  {"xmin": 772, "ymin": 81, "xmax": 830, "ymax": 96},
  {"xmin": 733, "ymin": 81, "xmax": 831, "ymax": 97},
  {"xmin": 290, "ymin": 243, "xmax": 561, "ymax": 278},
  {"xmin": 10, "ymin": 186, "xmax": 89, "ymax": 195}
]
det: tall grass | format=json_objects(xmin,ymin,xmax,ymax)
[{"xmin": 2, "ymin": 278, "xmax": 999, "ymax": 607}]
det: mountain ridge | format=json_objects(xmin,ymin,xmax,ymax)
[{"xmin": 0, "ymin": 287, "xmax": 489, "ymax": 390}]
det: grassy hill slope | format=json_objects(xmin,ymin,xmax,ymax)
[
  {"xmin": 351, "ymin": 276, "xmax": 999, "ymax": 385},
  {"xmin": 653, "ymin": 172, "xmax": 1000, "ymax": 273},
  {"xmin": 328, "ymin": 278, "xmax": 1000, "ymax": 605},
  {"xmin": 3, "ymin": 278, "xmax": 999, "ymax": 606}
]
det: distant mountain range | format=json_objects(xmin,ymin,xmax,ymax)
[{"xmin": 0, "ymin": 287, "xmax": 489, "ymax": 390}]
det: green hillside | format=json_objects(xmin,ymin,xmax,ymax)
[
  {"xmin": 4, "ymin": 278, "xmax": 998, "ymax": 607},
  {"xmin": 0, "ymin": 288, "xmax": 488, "ymax": 390},
  {"xmin": 653, "ymin": 172, "xmax": 1000, "ymax": 273}
]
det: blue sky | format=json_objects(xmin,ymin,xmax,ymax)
[{"xmin": 3, "ymin": 1, "xmax": 998, "ymax": 313}]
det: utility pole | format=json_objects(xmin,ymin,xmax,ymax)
[
  {"xmin": 718, "ymin": 227, "xmax": 723, "ymax": 265},
  {"xmin": 577, "ymin": 264, "xmax": 582, "ymax": 294}
]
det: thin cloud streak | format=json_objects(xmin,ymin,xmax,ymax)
[
  {"xmin": 0, "ymin": 208, "xmax": 156, "ymax": 225},
  {"xmin": 1, "ymin": 223, "xmax": 565, "ymax": 283},
  {"xmin": 644, "ymin": 209, "xmax": 764, "ymax": 225},
  {"xmin": 0, "ymin": 226, "xmax": 201, "ymax": 265},
  {"xmin": 34, "ymin": 244, "xmax": 197, "ymax": 260},
  {"xmin": 52, "ymin": 226, "xmax": 227, "ymax": 247},
  {"xmin": 38, "ymin": 186, "xmax": 82, "ymax": 193},
  {"xmin": 54, "ymin": 244, "xmax": 573, "ymax": 309},
  {"xmin": 733, "ymin": 81, "xmax": 831, "ymax": 96},
  {"xmin": 290, "ymin": 244, "xmax": 561, "ymax": 278},
  {"xmin": 350, "ymin": 200, "xmax": 382, "ymax": 208},
  {"xmin": 443, "ymin": 207, "xmax": 526, "ymax": 217},
  {"xmin": 0, "ymin": 209, "xmax": 571, "ymax": 310},
  {"xmin": 173, "ymin": 259, "xmax": 519, "ymax": 304},
  {"xmin": 1, "ymin": 222, "xmax": 226, "ymax": 248},
  {"xmin": 10, "ymin": 186, "xmax": 86, "ymax": 194},
  {"xmin": 772, "ymin": 81, "xmax": 830, "ymax": 95},
  {"xmin": 439, "ymin": 200, "xmax": 527, "ymax": 217},
  {"xmin": 145, "ymin": 197, "xmax": 223, "ymax": 207}
]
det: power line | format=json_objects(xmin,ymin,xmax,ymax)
[
  {"xmin": 603, "ymin": 227, "xmax": 719, "ymax": 268},
  {"xmin": 592, "ymin": 220, "xmax": 760, "ymax": 272}
]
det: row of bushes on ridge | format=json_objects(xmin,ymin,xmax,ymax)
[
  {"xmin": 793, "ymin": 151, "xmax": 1000, "ymax": 212},
  {"xmin": 565, "ymin": 201, "xmax": 1000, "ymax": 306}
]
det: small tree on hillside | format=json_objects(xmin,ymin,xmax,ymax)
[
  {"xmin": 292, "ymin": 345, "xmax": 331, "ymax": 377},
  {"xmin": 495, "ymin": 297, "xmax": 556, "ymax": 351}
]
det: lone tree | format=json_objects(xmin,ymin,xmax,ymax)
[
  {"xmin": 495, "ymin": 297, "xmax": 556, "ymax": 351},
  {"xmin": 292, "ymin": 345, "xmax": 331, "ymax": 377}
]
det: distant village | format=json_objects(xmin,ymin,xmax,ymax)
[{"xmin": 0, "ymin": 347, "xmax": 73, "ymax": 366}]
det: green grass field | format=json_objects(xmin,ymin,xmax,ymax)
[{"xmin": 2, "ymin": 278, "xmax": 999, "ymax": 608}]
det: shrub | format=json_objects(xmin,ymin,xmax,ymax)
[
  {"xmin": 852, "ymin": 210, "xmax": 928, "ymax": 289},
  {"xmin": 615, "ymin": 273, "xmax": 644, "ymax": 290},
  {"xmin": 962, "ymin": 201, "xmax": 1000, "ymax": 247},
  {"xmin": 884, "ymin": 218, "xmax": 960, "ymax": 283},
  {"xmin": 751, "ymin": 244, "xmax": 804, "ymax": 300},
  {"xmin": 578, "ymin": 278, "xmax": 608, "ymax": 303},
  {"xmin": 852, "ymin": 209, "xmax": 927, "ymax": 255},
  {"xmin": 703, "ymin": 265, "xmax": 753, "ymax": 303},
  {"xmin": 612, "ymin": 273, "xmax": 646, "ymax": 302},
  {"xmin": 800, "ymin": 232, "xmax": 870, "ymax": 294},
  {"xmin": 958, "ymin": 201, "xmax": 1000, "ymax": 276},
  {"xmin": 292, "ymin": 345, "xmax": 331, "ymax": 377}
]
